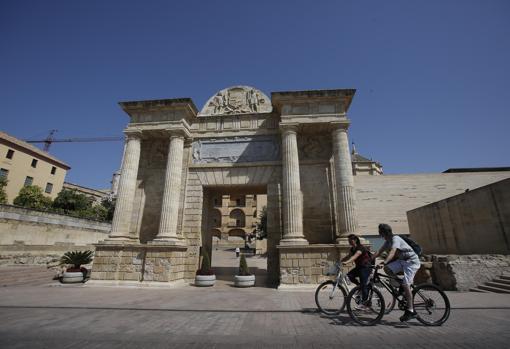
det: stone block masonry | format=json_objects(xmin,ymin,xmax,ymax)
[
  {"xmin": 278, "ymin": 245, "xmax": 347, "ymax": 285},
  {"xmin": 91, "ymin": 244, "xmax": 187, "ymax": 283}
]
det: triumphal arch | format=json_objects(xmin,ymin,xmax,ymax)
[{"xmin": 90, "ymin": 86, "xmax": 359, "ymax": 286}]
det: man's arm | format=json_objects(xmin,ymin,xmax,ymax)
[
  {"xmin": 382, "ymin": 248, "xmax": 397, "ymax": 265},
  {"xmin": 343, "ymin": 250, "xmax": 362, "ymax": 265}
]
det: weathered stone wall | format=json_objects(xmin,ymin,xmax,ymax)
[
  {"xmin": 428, "ymin": 254, "xmax": 510, "ymax": 291},
  {"xmin": 355, "ymin": 171, "xmax": 510, "ymax": 236},
  {"xmin": 91, "ymin": 244, "xmax": 188, "ymax": 283},
  {"xmin": 407, "ymin": 178, "xmax": 510, "ymax": 255},
  {"xmin": 300, "ymin": 163, "xmax": 335, "ymax": 244},
  {"xmin": 278, "ymin": 245, "xmax": 348, "ymax": 285}
]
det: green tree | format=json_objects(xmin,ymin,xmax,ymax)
[
  {"xmin": 13, "ymin": 185, "xmax": 52, "ymax": 210},
  {"xmin": 196, "ymin": 249, "xmax": 213, "ymax": 275},
  {"xmin": 256, "ymin": 206, "xmax": 267, "ymax": 239},
  {"xmin": 53, "ymin": 189, "xmax": 92, "ymax": 213},
  {"xmin": 238, "ymin": 253, "xmax": 251, "ymax": 276},
  {"xmin": 100, "ymin": 197, "xmax": 116, "ymax": 221},
  {"xmin": 0, "ymin": 177, "xmax": 8, "ymax": 204}
]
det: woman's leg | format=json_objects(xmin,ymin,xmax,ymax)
[
  {"xmin": 359, "ymin": 267, "xmax": 371, "ymax": 303},
  {"xmin": 347, "ymin": 267, "xmax": 360, "ymax": 285}
]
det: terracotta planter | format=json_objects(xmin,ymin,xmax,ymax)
[
  {"xmin": 234, "ymin": 275, "xmax": 255, "ymax": 287},
  {"xmin": 195, "ymin": 274, "xmax": 216, "ymax": 287},
  {"xmin": 61, "ymin": 271, "xmax": 84, "ymax": 283}
]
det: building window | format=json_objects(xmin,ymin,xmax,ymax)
[
  {"xmin": 51, "ymin": 166, "xmax": 56, "ymax": 175},
  {"xmin": 0, "ymin": 168, "xmax": 8, "ymax": 179},
  {"xmin": 45, "ymin": 183, "xmax": 53, "ymax": 194},
  {"xmin": 31, "ymin": 159, "xmax": 38, "ymax": 168},
  {"xmin": 6, "ymin": 149, "xmax": 14, "ymax": 159},
  {"xmin": 24, "ymin": 176, "xmax": 33, "ymax": 186}
]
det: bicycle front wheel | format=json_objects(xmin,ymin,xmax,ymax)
[
  {"xmin": 315, "ymin": 280, "xmax": 347, "ymax": 315},
  {"xmin": 346, "ymin": 285, "xmax": 385, "ymax": 326},
  {"xmin": 413, "ymin": 283, "xmax": 450, "ymax": 326}
]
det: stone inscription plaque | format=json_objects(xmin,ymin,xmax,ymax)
[{"xmin": 192, "ymin": 136, "xmax": 280, "ymax": 163}]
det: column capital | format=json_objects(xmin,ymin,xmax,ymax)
[
  {"xmin": 124, "ymin": 129, "xmax": 143, "ymax": 140},
  {"xmin": 329, "ymin": 121, "xmax": 350, "ymax": 132},
  {"xmin": 166, "ymin": 126, "xmax": 191, "ymax": 139},
  {"xmin": 279, "ymin": 122, "xmax": 299, "ymax": 134}
]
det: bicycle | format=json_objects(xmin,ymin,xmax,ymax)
[
  {"xmin": 314, "ymin": 261, "xmax": 351, "ymax": 315},
  {"xmin": 346, "ymin": 264, "xmax": 451, "ymax": 326}
]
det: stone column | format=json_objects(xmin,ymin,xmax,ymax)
[
  {"xmin": 152, "ymin": 131, "xmax": 186, "ymax": 245},
  {"xmin": 108, "ymin": 130, "xmax": 142, "ymax": 242},
  {"xmin": 332, "ymin": 125, "xmax": 358, "ymax": 241},
  {"xmin": 280, "ymin": 124, "xmax": 308, "ymax": 245}
]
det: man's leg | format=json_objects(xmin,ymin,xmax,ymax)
[
  {"xmin": 347, "ymin": 267, "xmax": 360, "ymax": 285},
  {"xmin": 359, "ymin": 267, "xmax": 371, "ymax": 303},
  {"xmin": 399, "ymin": 262, "xmax": 420, "ymax": 322}
]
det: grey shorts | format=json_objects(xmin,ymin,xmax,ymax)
[{"xmin": 386, "ymin": 259, "xmax": 421, "ymax": 286}]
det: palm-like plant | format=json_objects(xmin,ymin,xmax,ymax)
[{"xmin": 60, "ymin": 250, "xmax": 93, "ymax": 270}]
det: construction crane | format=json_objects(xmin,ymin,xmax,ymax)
[{"xmin": 25, "ymin": 130, "xmax": 124, "ymax": 151}]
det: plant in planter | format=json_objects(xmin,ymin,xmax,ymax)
[
  {"xmin": 234, "ymin": 253, "xmax": 255, "ymax": 287},
  {"xmin": 195, "ymin": 249, "xmax": 216, "ymax": 287},
  {"xmin": 60, "ymin": 250, "xmax": 93, "ymax": 283}
]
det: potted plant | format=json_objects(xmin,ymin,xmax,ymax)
[
  {"xmin": 195, "ymin": 249, "xmax": 216, "ymax": 287},
  {"xmin": 234, "ymin": 253, "xmax": 255, "ymax": 287},
  {"xmin": 60, "ymin": 250, "xmax": 93, "ymax": 283}
]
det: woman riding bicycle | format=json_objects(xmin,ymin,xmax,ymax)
[
  {"xmin": 342, "ymin": 234, "xmax": 372, "ymax": 308},
  {"xmin": 372, "ymin": 223, "xmax": 421, "ymax": 322}
]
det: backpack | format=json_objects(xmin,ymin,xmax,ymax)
[{"xmin": 401, "ymin": 236, "xmax": 422, "ymax": 256}]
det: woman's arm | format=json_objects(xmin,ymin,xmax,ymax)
[{"xmin": 342, "ymin": 250, "xmax": 362, "ymax": 265}]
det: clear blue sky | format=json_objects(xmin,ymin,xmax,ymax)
[{"xmin": 1, "ymin": 0, "xmax": 509, "ymax": 190}]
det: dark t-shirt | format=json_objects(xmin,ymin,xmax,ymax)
[{"xmin": 350, "ymin": 245, "xmax": 371, "ymax": 268}]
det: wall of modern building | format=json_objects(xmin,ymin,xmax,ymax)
[
  {"xmin": 355, "ymin": 171, "xmax": 510, "ymax": 241},
  {"xmin": 407, "ymin": 178, "xmax": 510, "ymax": 255}
]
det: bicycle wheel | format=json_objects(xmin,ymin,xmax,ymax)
[
  {"xmin": 413, "ymin": 283, "xmax": 450, "ymax": 326},
  {"xmin": 346, "ymin": 285, "xmax": 385, "ymax": 326},
  {"xmin": 375, "ymin": 282, "xmax": 396, "ymax": 314},
  {"xmin": 315, "ymin": 280, "xmax": 348, "ymax": 315}
]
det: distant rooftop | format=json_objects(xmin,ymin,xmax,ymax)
[{"xmin": 443, "ymin": 167, "xmax": 510, "ymax": 173}]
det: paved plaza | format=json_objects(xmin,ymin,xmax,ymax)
[{"xmin": 1, "ymin": 255, "xmax": 509, "ymax": 349}]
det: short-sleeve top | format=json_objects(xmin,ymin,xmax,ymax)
[
  {"xmin": 350, "ymin": 245, "xmax": 372, "ymax": 267},
  {"xmin": 383, "ymin": 236, "xmax": 419, "ymax": 262}
]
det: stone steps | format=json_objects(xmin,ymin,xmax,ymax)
[{"xmin": 470, "ymin": 274, "xmax": 510, "ymax": 294}]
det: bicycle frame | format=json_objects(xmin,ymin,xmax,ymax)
[{"xmin": 371, "ymin": 267, "xmax": 409, "ymax": 310}]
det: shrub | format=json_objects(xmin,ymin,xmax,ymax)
[
  {"xmin": 13, "ymin": 185, "xmax": 52, "ymax": 210},
  {"xmin": 196, "ymin": 249, "xmax": 214, "ymax": 276},
  {"xmin": 238, "ymin": 253, "xmax": 251, "ymax": 276}
]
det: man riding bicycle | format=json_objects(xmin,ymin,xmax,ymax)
[{"xmin": 372, "ymin": 223, "xmax": 421, "ymax": 322}]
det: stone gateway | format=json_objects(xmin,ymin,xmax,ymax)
[{"xmin": 90, "ymin": 86, "xmax": 360, "ymax": 286}]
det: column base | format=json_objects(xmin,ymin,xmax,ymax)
[
  {"xmin": 102, "ymin": 235, "xmax": 138, "ymax": 245},
  {"xmin": 279, "ymin": 237, "xmax": 309, "ymax": 246},
  {"xmin": 149, "ymin": 237, "xmax": 186, "ymax": 246}
]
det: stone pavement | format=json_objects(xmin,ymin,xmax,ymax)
[{"xmin": 0, "ymin": 278, "xmax": 509, "ymax": 349}]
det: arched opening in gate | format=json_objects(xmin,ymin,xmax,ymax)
[{"xmin": 202, "ymin": 185, "xmax": 269, "ymax": 286}]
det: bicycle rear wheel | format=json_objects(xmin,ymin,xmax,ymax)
[
  {"xmin": 346, "ymin": 285, "xmax": 385, "ymax": 326},
  {"xmin": 413, "ymin": 283, "xmax": 450, "ymax": 326},
  {"xmin": 315, "ymin": 280, "xmax": 348, "ymax": 315}
]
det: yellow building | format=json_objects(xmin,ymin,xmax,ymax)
[{"xmin": 0, "ymin": 131, "xmax": 70, "ymax": 204}]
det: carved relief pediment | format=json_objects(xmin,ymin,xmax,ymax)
[{"xmin": 199, "ymin": 86, "xmax": 272, "ymax": 117}]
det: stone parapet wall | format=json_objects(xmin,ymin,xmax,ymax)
[
  {"xmin": 91, "ymin": 244, "xmax": 188, "ymax": 283},
  {"xmin": 0, "ymin": 204, "xmax": 110, "ymax": 246},
  {"xmin": 428, "ymin": 254, "xmax": 510, "ymax": 291},
  {"xmin": 278, "ymin": 245, "xmax": 348, "ymax": 285}
]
